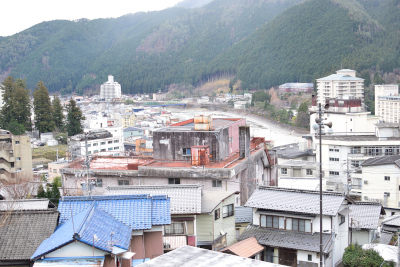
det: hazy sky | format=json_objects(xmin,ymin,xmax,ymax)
[{"xmin": 1, "ymin": 0, "xmax": 182, "ymax": 37}]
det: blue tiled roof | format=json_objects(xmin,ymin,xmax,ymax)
[
  {"xmin": 58, "ymin": 195, "xmax": 170, "ymax": 230},
  {"xmin": 32, "ymin": 205, "xmax": 132, "ymax": 260}
]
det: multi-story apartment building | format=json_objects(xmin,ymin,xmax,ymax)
[
  {"xmin": 0, "ymin": 129, "xmax": 32, "ymax": 181},
  {"xmin": 316, "ymin": 69, "xmax": 364, "ymax": 105},
  {"xmin": 99, "ymin": 75, "xmax": 121, "ymax": 100},
  {"xmin": 375, "ymin": 84, "xmax": 400, "ymax": 123},
  {"xmin": 278, "ymin": 83, "xmax": 313, "ymax": 94}
]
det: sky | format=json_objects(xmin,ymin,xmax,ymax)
[{"xmin": 1, "ymin": 0, "xmax": 182, "ymax": 37}]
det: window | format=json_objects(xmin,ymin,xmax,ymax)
[
  {"xmin": 385, "ymin": 192, "xmax": 390, "ymax": 197},
  {"xmin": 183, "ymin": 148, "xmax": 191, "ymax": 156},
  {"xmin": 335, "ymin": 149, "xmax": 339, "ymax": 152},
  {"xmin": 351, "ymin": 161, "xmax": 360, "ymax": 168},
  {"xmin": 53, "ymin": 169, "xmax": 57, "ymax": 173},
  {"xmin": 213, "ymin": 180, "xmax": 222, "ymax": 187},
  {"xmin": 385, "ymin": 176, "xmax": 390, "ymax": 181},
  {"xmin": 165, "ymin": 222, "xmax": 185, "ymax": 235},
  {"xmin": 168, "ymin": 178, "xmax": 180, "ymax": 184},
  {"xmin": 108, "ymin": 148, "xmax": 113, "ymax": 151},
  {"xmin": 118, "ymin": 180, "xmax": 129, "ymax": 186},
  {"xmin": 114, "ymin": 146, "xmax": 119, "ymax": 150},
  {"xmin": 93, "ymin": 143, "xmax": 98, "ymax": 146},
  {"xmin": 101, "ymin": 142, "xmax": 106, "ymax": 145},
  {"xmin": 108, "ymin": 141, "xmax": 113, "ymax": 144},
  {"xmin": 222, "ymin": 204, "xmax": 234, "ymax": 218},
  {"xmin": 96, "ymin": 179, "xmax": 103, "ymax": 187},
  {"xmin": 93, "ymin": 150, "xmax": 98, "ymax": 153},
  {"xmin": 114, "ymin": 140, "xmax": 119, "ymax": 143},
  {"xmin": 329, "ymin": 171, "xmax": 339, "ymax": 176},
  {"xmin": 281, "ymin": 168, "xmax": 287, "ymax": 175},
  {"xmin": 364, "ymin": 196, "xmax": 368, "ymax": 200},
  {"xmin": 308, "ymin": 254, "xmax": 312, "ymax": 261},
  {"xmin": 87, "ymin": 144, "xmax": 91, "ymax": 147},
  {"xmin": 292, "ymin": 218, "xmax": 311, "ymax": 232},
  {"xmin": 339, "ymin": 215, "xmax": 345, "ymax": 225},
  {"xmin": 16, "ymin": 157, "xmax": 21, "ymax": 161},
  {"xmin": 329, "ymin": 158, "xmax": 339, "ymax": 162},
  {"xmin": 15, "ymin": 141, "xmax": 20, "ymax": 144},
  {"xmin": 306, "ymin": 169, "xmax": 313, "ymax": 175},
  {"xmin": 215, "ymin": 209, "xmax": 220, "ymax": 220},
  {"xmin": 101, "ymin": 149, "xmax": 106, "ymax": 152}
]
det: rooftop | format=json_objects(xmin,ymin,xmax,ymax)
[
  {"xmin": 349, "ymin": 202, "xmax": 384, "ymax": 230},
  {"xmin": 273, "ymin": 143, "xmax": 314, "ymax": 159},
  {"xmin": 136, "ymin": 245, "xmax": 284, "ymax": 267},
  {"xmin": 221, "ymin": 237, "xmax": 264, "ymax": 258},
  {"xmin": 321, "ymin": 135, "xmax": 400, "ymax": 142},
  {"xmin": 0, "ymin": 199, "xmax": 53, "ymax": 211},
  {"xmin": 158, "ymin": 118, "xmax": 243, "ymax": 132},
  {"xmin": 317, "ymin": 74, "xmax": 363, "ymax": 81},
  {"xmin": 361, "ymin": 155, "xmax": 400, "ymax": 167}
]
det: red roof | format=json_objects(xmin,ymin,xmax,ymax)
[{"xmin": 221, "ymin": 237, "xmax": 264, "ymax": 258}]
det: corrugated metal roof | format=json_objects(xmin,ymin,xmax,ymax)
[
  {"xmin": 349, "ymin": 202, "xmax": 383, "ymax": 230},
  {"xmin": 32, "ymin": 205, "xmax": 132, "ymax": 260},
  {"xmin": 235, "ymin": 206, "xmax": 253, "ymax": 223},
  {"xmin": 0, "ymin": 210, "xmax": 59, "ymax": 261},
  {"xmin": 245, "ymin": 186, "xmax": 345, "ymax": 216},
  {"xmin": 221, "ymin": 237, "xmax": 264, "ymax": 258},
  {"xmin": 105, "ymin": 184, "xmax": 201, "ymax": 215},
  {"xmin": 137, "ymin": 245, "xmax": 284, "ymax": 266},
  {"xmin": 58, "ymin": 194, "xmax": 171, "ymax": 230},
  {"xmin": 239, "ymin": 225, "xmax": 332, "ymax": 253}
]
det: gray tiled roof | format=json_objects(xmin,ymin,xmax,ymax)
[
  {"xmin": 361, "ymin": 155, "xmax": 400, "ymax": 167},
  {"xmin": 235, "ymin": 206, "xmax": 253, "ymax": 223},
  {"xmin": 349, "ymin": 202, "xmax": 383, "ymax": 230},
  {"xmin": 105, "ymin": 184, "xmax": 202, "ymax": 214},
  {"xmin": 0, "ymin": 210, "xmax": 59, "ymax": 261},
  {"xmin": 383, "ymin": 215, "xmax": 400, "ymax": 227},
  {"xmin": 245, "ymin": 187, "xmax": 345, "ymax": 216},
  {"xmin": 321, "ymin": 135, "xmax": 400, "ymax": 142},
  {"xmin": 375, "ymin": 231, "xmax": 394, "ymax": 245},
  {"xmin": 239, "ymin": 225, "xmax": 332, "ymax": 253}
]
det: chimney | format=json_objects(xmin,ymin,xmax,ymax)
[{"xmin": 239, "ymin": 126, "xmax": 250, "ymax": 159}]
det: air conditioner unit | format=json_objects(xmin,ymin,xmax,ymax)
[{"xmin": 163, "ymin": 243, "xmax": 170, "ymax": 249}]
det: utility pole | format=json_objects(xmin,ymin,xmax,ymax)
[
  {"xmin": 397, "ymin": 228, "xmax": 400, "ymax": 267},
  {"xmin": 85, "ymin": 133, "xmax": 91, "ymax": 196}
]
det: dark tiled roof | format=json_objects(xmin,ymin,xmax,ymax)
[
  {"xmin": 32, "ymin": 205, "xmax": 132, "ymax": 260},
  {"xmin": 361, "ymin": 155, "xmax": 400, "ymax": 167},
  {"xmin": 349, "ymin": 202, "xmax": 384, "ymax": 230},
  {"xmin": 273, "ymin": 143, "xmax": 314, "ymax": 159},
  {"xmin": 0, "ymin": 210, "xmax": 59, "ymax": 261},
  {"xmin": 375, "ymin": 231, "xmax": 394, "ymax": 245},
  {"xmin": 239, "ymin": 225, "xmax": 332, "ymax": 253},
  {"xmin": 235, "ymin": 206, "xmax": 253, "ymax": 223},
  {"xmin": 321, "ymin": 135, "xmax": 400, "ymax": 142},
  {"xmin": 245, "ymin": 186, "xmax": 345, "ymax": 216}
]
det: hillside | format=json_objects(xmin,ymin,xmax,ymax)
[{"xmin": 0, "ymin": 0, "xmax": 399, "ymax": 95}]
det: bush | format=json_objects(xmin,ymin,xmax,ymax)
[{"xmin": 342, "ymin": 244, "xmax": 394, "ymax": 267}]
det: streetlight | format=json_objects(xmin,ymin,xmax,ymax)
[{"xmin": 310, "ymin": 103, "xmax": 332, "ymax": 267}]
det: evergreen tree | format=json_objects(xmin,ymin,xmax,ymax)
[
  {"xmin": 0, "ymin": 76, "xmax": 31, "ymax": 131},
  {"xmin": 52, "ymin": 96, "xmax": 65, "ymax": 130},
  {"xmin": 65, "ymin": 98, "xmax": 85, "ymax": 136},
  {"xmin": 33, "ymin": 81, "xmax": 55, "ymax": 135}
]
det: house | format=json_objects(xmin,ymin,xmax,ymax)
[
  {"xmin": 0, "ymin": 129, "xmax": 33, "ymax": 182},
  {"xmin": 0, "ymin": 199, "xmax": 59, "ymax": 267},
  {"xmin": 361, "ymin": 155, "xmax": 400, "ymax": 215},
  {"xmin": 31, "ymin": 204, "xmax": 133, "ymax": 267},
  {"xmin": 235, "ymin": 206, "xmax": 253, "ymax": 239},
  {"xmin": 221, "ymin": 237, "xmax": 264, "ymax": 259},
  {"xmin": 61, "ymin": 116, "xmax": 276, "ymax": 204},
  {"xmin": 382, "ymin": 215, "xmax": 400, "ymax": 235},
  {"xmin": 197, "ymin": 191, "xmax": 238, "ymax": 250},
  {"xmin": 234, "ymin": 101, "xmax": 248, "ymax": 110},
  {"xmin": 121, "ymin": 112, "xmax": 136, "ymax": 128},
  {"xmin": 316, "ymin": 69, "xmax": 364, "ymax": 105},
  {"xmin": 53, "ymin": 194, "xmax": 171, "ymax": 265},
  {"xmin": 348, "ymin": 202, "xmax": 385, "ymax": 246},
  {"xmin": 123, "ymin": 127, "xmax": 144, "ymax": 140},
  {"xmin": 136, "ymin": 245, "xmax": 285, "ymax": 267},
  {"xmin": 240, "ymin": 186, "xmax": 354, "ymax": 266},
  {"xmin": 277, "ymin": 160, "xmax": 321, "ymax": 190},
  {"xmin": 47, "ymin": 159, "xmax": 68, "ymax": 182},
  {"xmin": 105, "ymin": 184, "xmax": 201, "ymax": 252}
]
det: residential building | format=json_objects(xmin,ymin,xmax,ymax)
[
  {"xmin": 197, "ymin": 191, "xmax": 238, "ymax": 249},
  {"xmin": 241, "ymin": 186, "xmax": 353, "ymax": 266},
  {"xmin": 0, "ymin": 199, "xmax": 59, "ymax": 267},
  {"xmin": 135, "ymin": 136, "xmax": 153, "ymax": 156},
  {"xmin": 122, "ymin": 111, "xmax": 136, "ymax": 128},
  {"xmin": 100, "ymin": 75, "xmax": 121, "ymax": 100},
  {"xmin": 382, "ymin": 215, "xmax": 400, "ymax": 234},
  {"xmin": 277, "ymin": 160, "xmax": 323, "ymax": 191},
  {"xmin": 0, "ymin": 130, "xmax": 33, "ymax": 182},
  {"xmin": 137, "ymin": 245, "xmax": 285, "ymax": 267},
  {"xmin": 105, "ymin": 184, "xmax": 201, "ymax": 252},
  {"xmin": 62, "ymin": 116, "xmax": 276, "ymax": 204},
  {"xmin": 153, "ymin": 93, "xmax": 167, "ymax": 101},
  {"xmin": 348, "ymin": 202, "xmax": 385, "ymax": 246},
  {"xmin": 234, "ymin": 101, "xmax": 248, "ymax": 110},
  {"xmin": 310, "ymin": 96, "xmax": 379, "ymax": 135},
  {"xmin": 49, "ymin": 194, "xmax": 171, "ymax": 265},
  {"xmin": 47, "ymin": 159, "xmax": 68, "ymax": 182},
  {"xmin": 123, "ymin": 127, "xmax": 144, "ymax": 139},
  {"xmin": 375, "ymin": 84, "xmax": 400, "ymax": 123},
  {"xmin": 69, "ymin": 128, "xmax": 123, "ymax": 160},
  {"xmin": 361, "ymin": 155, "xmax": 400, "ymax": 215},
  {"xmin": 314, "ymin": 124, "xmax": 400, "ymax": 195},
  {"xmin": 278, "ymin": 83, "xmax": 313, "ymax": 94},
  {"xmin": 316, "ymin": 69, "xmax": 364, "ymax": 105}
]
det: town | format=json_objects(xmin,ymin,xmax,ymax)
[{"xmin": 1, "ymin": 68, "xmax": 400, "ymax": 267}]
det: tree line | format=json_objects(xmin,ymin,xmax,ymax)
[{"xmin": 0, "ymin": 76, "xmax": 84, "ymax": 136}]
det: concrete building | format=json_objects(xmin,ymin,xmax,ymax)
[
  {"xmin": 48, "ymin": 159, "xmax": 69, "ymax": 182},
  {"xmin": 310, "ymin": 96, "xmax": 379, "ymax": 135},
  {"xmin": 316, "ymin": 69, "xmax": 364, "ymax": 105},
  {"xmin": 277, "ymin": 160, "xmax": 323, "ymax": 191},
  {"xmin": 0, "ymin": 130, "xmax": 33, "ymax": 182},
  {"xmin": 100, "ymin": 75, "xmax": 121, "ymax": 100},
  {"xmin": 375, "ymin": 84, "xmax": 400, "ymax": 123},
  {"xmin": 278, "ymin": 83, "xmax": 313, "ymax": 94}
]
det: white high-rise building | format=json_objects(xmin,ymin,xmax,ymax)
[
  {"xmin": 100, "ymin": 75, "xmax": 121, "ymax": 100},
  {"xmin": 316, "ymin": 69, "xmax": 364, "ymax": 105},
  {"xmin": 375, "ymin": 84, "xmax": 400, "ymax": 123}
]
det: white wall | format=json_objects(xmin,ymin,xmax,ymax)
[{"xmin": 45, "ymin": 241, "xmax": 107, "ymax": 258}]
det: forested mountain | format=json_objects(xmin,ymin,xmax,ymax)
[{"xmin": 1, "ymin": 0, "xmax": 399, "ymax": 95}]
